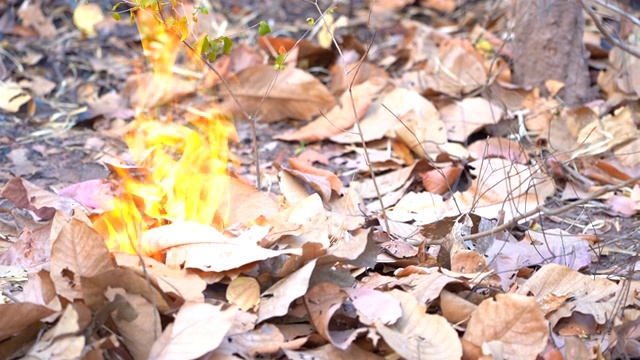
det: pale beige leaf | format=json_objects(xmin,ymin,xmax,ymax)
[
  {"xmin": 50, "ymin": 219, "xmax": 114, "ymax": 300},
  {"xmin": 208, "ymin": 324, "xmax": 285, "ymax": 359},
  {"xmin": 149, "ymin": 302, "xmax": 237, "ymax": 360},
  {"xmin": 276, "ymin": 80, "xmax": 373, "ymax": 142},
  {"xmin": 447, "ymin": 158, "xmax": 555, "ymax": 221},
  {"xmin": 0, "ymin": 82, "xmax": 31, "ymax": 112},
  {"xmin": 331, "ymin": 88, "xmax": 439, "ymax": 143},
  {"xmin": 227, "ymin": 277, "xmax": 261, "ymax": 311},
  {"xmin": 220, "ymin": 65, "xmax": 336, "ymax": 122},
  {"xmin": 376, "ymin": 289, "xmax": 462, "ymax": 360},
  {"xmin": 25, "ymin": 305, "xmax": 85, "ymax": 359},
  {"xmin": 516, "ymin": 264, "xmax": 620, "ymax": 325},
  {"xmin": 440, "ymin": 289, "xmax": 477, "ymax": 326},
  {"xmin": 285, "ymin": 343, "xmax": 384, "ymax": 360},
  {"xmin": 393, "ymin": 109, "xmax": 448, "ymax": 160},
  {"xmin": 353, "ymin": 162, "xmax": 418, "ymax": 199},
  {"xmin": 72, "ymin": 3, "xmax": 104, "ymax": 37},
  {"xmin": 106, "ymin": 288, "xmax": 161, "ymax": 360},
  {"xmin": 258, "ymin": 260, "xmax": 317, "ymax": 322},
  {"xmin": 463, "ymin": 293, "xmax": 549, "ymax": 360},
  {"xmin": 440, "ymin": 97, "xmax": 504, "ymax": 142}
]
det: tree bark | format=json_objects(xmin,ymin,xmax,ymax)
[{"xmin": 512, "ymin": 0, "xmax": 594, "ymax": 106}]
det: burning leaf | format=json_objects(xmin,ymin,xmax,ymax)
[
  {"xmin": 227, "ymin": 276, "xmax": 261, "ymax": 311},
  {"xmin": 463, "ymin": 294, "xmax": 549, "ymax": 359},
  {"xmin": 376, "ymin": 289, "xmax": 462, "ymax": 359},
  {"xmin": 258, "ymin": 259, "xmax": 317, "ymax": 322},
  {"xmin": 106, "ymin": 288, "xmax": 161, "ymax": 360},
  {"xmin": 149, "ymin": 302, "xmax": 237, "ymax": 360},
  {"xmin": 50, "ymin": 218, "xmax": 114, "ymax": 301},
  {"xmin": 220, "ymin": 65, "xmax": 336, "ymax": 122}
]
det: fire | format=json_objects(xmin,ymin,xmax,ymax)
[{"xmin": 93, "ymin": 10, "xmax": 235, "ymax": 254}]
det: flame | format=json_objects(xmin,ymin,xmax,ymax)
[{"xmin": 93, "ymin": 10, "xmax": 235, "ymax": 254}]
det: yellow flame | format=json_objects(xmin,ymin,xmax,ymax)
[{"xmin": 93, "ymin": 10, "xmax": 234, "ymax": 254}]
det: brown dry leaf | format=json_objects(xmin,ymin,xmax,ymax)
[
  {"xmin": 257, "ymin": 259, "xmax": 317, "ymax": 322},
  {"xmin": 372, "ymin": 0, "xmax": 414, "ymax": 11},
  {"xmin": 222, "ymin": 177, "xmax": 279, "ymax": 225},
  {"xmin": 81, "ymin": 268, "xmax": 172, "ymax": 313},
  {"xmin": 227, "ymin": 276, "xmax": 261, "ymax": 311},
  {"xmin": 275, "ymin": 82, "xmax": 373, "ymax": 142},
  {"xmin": 468, "ymin": 137, "xmax": 529, "ymax": 164},
  {"xmin": 267, "ymin": 194, "xmax": 330, "ymax": 250},
  {"xmin": 328, "ymin": 61, "xmax": 389, "ymax": 96},
  {"xmin": 393, "ymin": 109, "xmax": 448, "ymax": 160},
  {"xmin": 0, "ymin": 225, "xmax": 51, "ymax": 273},
  {"xmin": 331, "ymin": 87, "xmax": 439, "ymax": 144},
  {"xmin": 220, "ymin": 65, "xmax": 336, "ymax": 122},
  {"xmin": 258, "ymin": 36, "xmax": 335, "ymax": 69},
  {"xmin": 376, "ymin": 289, "xmax": 462, "ymax": 359},
  {"xmin": 289, "ymin": 157, "xmax": 343, "ymax": 195},
  {"xmin": 0, "ymin": 82, "xmax": 31, "ymax": 113},
  {"xmin": 105, "ymin": 288, "xmax": 161, "ymax": 360},
  {"xmin": 209, "ymin": 323, "xmax": 285, "ymax": 359},
  {"xmin": 463, "ymin": 293, "xmax": 549, "ymax": 359},
  {"xmin": 598, "ymin": 47, "xmax": 640, "ymax": 99},
  {"xmin": 1, "ymin": 177, "xmax": 73, "ymax": 220},
  {"xmin": 439, "ymin": 97, "xmax": 504, "ymax": 142},
  {"xmin": 113, "ymin": 253, "xmax": 206, "ymax": 303},
  {"xmin": 0, "ymin": 303, "xmax": 56, "ymax": 342},
  {"xmin": 440, "ymin": 289, "xmax": 477, "ymax": 326},
  {"xmin": 50, "ymin": 218, "xmax": 114, "ymax": 301},
  {"xmin": 285, "ymin": 343, "xmax": 383, "ymax": 359},
  {"xmin": 420, "ymin": 0, "xmax": 458, "ymax": 12},
  {"xmin": 386, "ymin": 191, "xmax": 447, "ymax": 224},
  {"xmin": 305, "ymin": 282, "xmax": 367, "ymax": 349},
  {"xmin": 57, "ymin": 179, "xmax": 117, "ymax": 215},
  {"xmin": 448, "ymin": 158, "xmax": 555, "ymax": 221},
  {"xmin": 394, "ymin": 20, "xmax": 448, "ymax": 71},
  {"xmin": 208, "ymin": 43, "xmax": 265, "ymax": 83},
  {"xmin": 421, "ymin": 167, "xmax": 463, "ymax": 195},
  {"xmin": 24, "ymin": 305, "xmax": 85, "ymax": 359},
  {"xmin": 390, "ymin": 270, "xmax": 464, "ymax": 308},
  {"xmin": 516, "ymin": 264, "xmax": 620, "ymax": 325},
  {"xmin": 353, "ymin": 161, "xmax": 418, "ymax": 199},
  {"xmin": 17, "ymin": 2, "xmax": 56, "ymax": 38},
  {"xmin": 149, "ymin": 302, "xmax": 237, "ymax": 360},
  {"xmin": 405, "ymin": 39, "xmax": 487, "ymax": 97},
  {"xmin": 146, "ymin": 222, "xmax": 300, "ymax": 272}
]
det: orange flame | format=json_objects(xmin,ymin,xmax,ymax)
[{"xmin": 93, "ymin": 10, "xmax": 234, "ymax": 254}]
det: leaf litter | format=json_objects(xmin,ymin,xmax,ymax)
[{"xmin": 1, "ymin": 0, "xmax": 640, "ymax": 359}]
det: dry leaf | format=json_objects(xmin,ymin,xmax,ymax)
[
  {"xmin": 346, "ymin": 287, "xmax": 402, "ymax": 325},
  {"xmin": 72, "ymin": 3, "xmax": 104, "ymax": 37},
  {"xmin": 275, "ymin": 82, "xmax": 373, "ymax": 142},
  {"xmin": 25, "ymin": 305, "xmax": 85, "ymax": 359},
  {"xmin": 285, "ymin": 343, "xmax": 383, "ymax": 359},
  {"xmin": 50, "ymin": 218, "xmax": 114, "ymax": 301},
  {"xmin": 220, "ymin": 65, "xmax": 336, "ymax": 122},
  {"xmin": 463, "ymin": 293, "xmax": 549, "ymax": 359},
  {"xmin": 376, "ymin": 289, "xmax": 462, "ymax": 359},
  {"xmin": 288, "ymin": 157, "xmax": 343, "ymax": 195},
  {"xmin": 227, "ymin": 276, "xmax": 261, "ymax": 311},
  {"xmin": 0, "ymin": 303, "xmax": 55, "ymax": 342},
  {"xmin": 258, "ymin": 259, "xmax": 317, "ymax": 322},
  {"xmin": 440, "ymin": 97, "xmax": 504, "ymax": 143},
  {"xmin": 0, "ymin": 82, "xmax": 31, "ymax": 113},
  {"xmin": 17, "ymin": 2, "xmax": 56, "ymax": 38},
  {"xmin": 149, "ymin": 302, "xmax": 237, "ymax": 360}
]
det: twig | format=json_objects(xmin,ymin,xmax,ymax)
[
  {"xmin": 461, "ymin": 174, "xmax": 640, "ymax": 242},
  {"xmin": 579, "ymin": 0, "xmax": 640, "ymax": 59}
]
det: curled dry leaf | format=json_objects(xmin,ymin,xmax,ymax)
[
  {"xmin": 275, "ymin": 82, "xmax": 373, "ymax": 142},
  {"xmin": 439, "ymin": 97, "xmax": 504, "ymax": 143},
  {"xmin": 25, "ymin": 305, "xmax": 85, "ymax": 359},
  {"xmin": 516, "ymin": 264, "xmax": 620, "ymax": 325},
  {"xmin": 376, "ymin": 289, "xmax": 462, "ymax": 359},
  {"xmin": 1, "ymin": 177, "xmax": 76, "ymax": 220},
  {"xmin": 220, "ymin": 65, "xmax": 336, "ymax": 122},
  {"xmin": 304, "ymin": 282, "xmax": 370, "ymax": 350},
  {"xmin": 258, "ymin": 259, "xmax": 317, "ymax": 322},
  {"xmin": 149, "ymin": 302, "xmax": 237, "ymax": 360},
  {"xmin": 50, "ymin": 218, "xmax": 114, "ymax": 301},
  {"xmin": 226, "ymin": 276, "xmax": 261, "ymax": 311},
  {"xmin": 105, "ymin": 288, "xmax": 160, "ymax": 360},
  {"xmin": 288, "ymin": 157, "xmax": 343, "ymax": 196},
  {"xmin": 0, "ymin": 303, "xmax": 56, "ymax": 342},
  {"xmin": 463, "ymin": 293, "xmax": 549, "ymax": 360}
]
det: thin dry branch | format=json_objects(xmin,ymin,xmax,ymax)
[
  {"xmin": 461, "ymin": 174, "xmax": 640, "ymax": 242},
  {"xmin": 579, "ymin": 0, "xmax": 640, "ymax": 59}
]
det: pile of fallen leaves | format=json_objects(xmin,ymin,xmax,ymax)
[{"xmin": 1, "ymin": 0, "xmax": 640, "ymax": 359}]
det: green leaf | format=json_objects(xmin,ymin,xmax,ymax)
[
  {"xmin": 258, "ymin": 20, "xmax": 271, "ymax": 36},
  {"xmin": 200, "ymin": 6, "xmax": 209, "ymax": 15},
  {"xmin": 275, "ymin": 53, "xmax": 286, "ymax": 71},
  {"xmin": 198, "ymin": 35, "xmax": 209, "ymax": 55},
  {"xmin": 129, "ymin": 10, "xmax": 135, "ymax": 26},
  {"xmin": 222, "ymin": 37, "xmax": 233, "ymax": 55},
  {"xmin": 207, "ymin": 51, "xmax": 217, "ymax": 62},
  {"xmin": 112, "ymin": 2, "xmax": 121, "ymax": 10},
  {"xmin": 112, "ymin": 12, "xmax": 121, "ymax": 21},
  {"xmin": 306, "ymin": 17, "xmax": 314, "ymax": 25}
]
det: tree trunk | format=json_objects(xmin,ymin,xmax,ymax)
[{"xmin": 512, "ymin": 0, "xmax": 594, "ymax": 106}]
